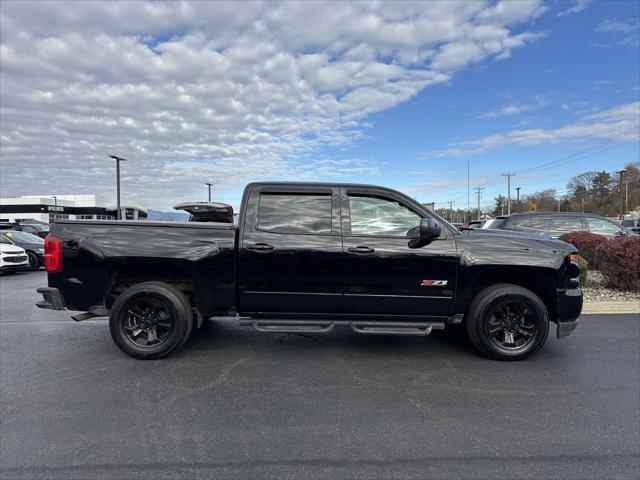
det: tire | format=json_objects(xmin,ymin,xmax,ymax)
[
  {"xmin": 109, "ymin": 282, "xmax": 193, "ymax": 360},
  {"xmin": 27, "ymin": 252, "xmax": 40, "ymax": 271},
  {"xmin": 465, "ymin": 283, "xmax": 549, "ymax": 361}
]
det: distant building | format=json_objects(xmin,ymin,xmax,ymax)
[{"xmin": 0, "ymin": 195, "xmax": 147, "ymax": 223}]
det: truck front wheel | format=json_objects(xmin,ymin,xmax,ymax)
[
  {"xmin": 109, "ymin": 282, "xmax": 193, "ymax": 359},
  {"xmin": 465, "ymin": 283, "xmax": 549, "ymax": 361}
]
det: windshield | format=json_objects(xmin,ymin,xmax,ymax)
[
  {"xmin": 2, "ymin": 230, "xmax": 44, "ymax": 244},
  {"xmin": 22, "ymin": 223, "xmax": 48, "ymax": 232},
  {"xmin": 483, "ymin": 218, "xmax": 506, "ymax": 229}
]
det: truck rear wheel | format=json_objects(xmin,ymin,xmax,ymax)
[
  {"xmin": 109, "ymin": 282, "xmax": 193, "ymax": 359},
  {"xmin": 465, "ymin": 283, "xmax": 549, "ymax": 361}
]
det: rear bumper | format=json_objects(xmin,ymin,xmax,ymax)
[
  {"xmin": 555, "ymin": 287, "xmax": 583, "ymax": 338},
  {"xmin": 36, "ymin": 287, "xmax": 66, "ymax": 310}
]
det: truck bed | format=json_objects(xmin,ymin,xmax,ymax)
[{"xmin": 47, "ymin": 220, "xmax": 237, "ymax": 316}]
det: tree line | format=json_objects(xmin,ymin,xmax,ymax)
[{"xmin": 435, "ymin": 161, "xmax": 640, "ymax": 222}]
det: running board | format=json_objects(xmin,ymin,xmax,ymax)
[{"xmin": 239, "ymin": 319, "xmax": 445, "ymax": 336}]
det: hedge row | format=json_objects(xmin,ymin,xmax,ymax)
[{"xmin": 559, "ymin": 232, "xmax": 640, "ymax": 292}]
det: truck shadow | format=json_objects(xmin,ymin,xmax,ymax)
[{"xmin": 184, "ymin": 319, "xmax": 477, "ymax": 360}]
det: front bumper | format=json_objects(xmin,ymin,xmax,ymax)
[
  {"xmin": 0, "ymin": 263, "xmax": 29, "ymax": 273},
  {"xmin": 556, "ymin": 287, "xmax": 583, "ymax": 338},
  {"xmin": 36, "ymin": 287, "xmax": 66, "ymax": 310}
]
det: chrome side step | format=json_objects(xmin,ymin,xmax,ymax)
[{"xmin": 239, "ymin": 319, "xmax": 445, "ymax": 336}]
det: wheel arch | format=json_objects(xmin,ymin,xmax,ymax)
[{"xmin": 456, "ymin": 265, "xmax": 558, "ymax": 323}]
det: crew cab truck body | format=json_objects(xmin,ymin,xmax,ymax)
[{"xmin": 37, "ymin": 182, "xmax": 583, "ymax": 360}]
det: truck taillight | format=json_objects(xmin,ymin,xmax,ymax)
[{"xmin": 44, "ymin": 235, "xmax": 63, "ymax": 273}]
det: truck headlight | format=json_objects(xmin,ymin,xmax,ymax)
[{"xmin": 36, "ymin": 248, "xmax": 45, "ymax": 255}]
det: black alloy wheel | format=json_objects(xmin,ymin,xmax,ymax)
[
  {"xmin": 466, "ymin": 283, "xmax": 549, "ymax": 361},
  {"xmin": 121, "ymin": 298, "xmax": 176, "ymax": 349},
  {"xmin": 109, "ymin": 282, "xmax": 193, "ymax": 359},
  {"xmin": 485, "ymin": 299, "xmax": 539, "ymax": 351}
]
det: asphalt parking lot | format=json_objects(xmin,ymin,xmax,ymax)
[{"xmin": 1, "ymin": 271, "xmax": 639, "ymax": 479}]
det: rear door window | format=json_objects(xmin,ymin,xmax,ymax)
[
  {"xmin": 257, "ymin": 193, "xmax": 332, "ymax": 234},
  {"xmin": 585, "ymin": 217, "xmax": 622, "ymax": 236},
  {"xmin": 509, "ymin": 216, "xmax": 551, "ymax": 235},
  {"xmin": 549, "ymin": 217, "xmax": 584, "ymax": 237}
]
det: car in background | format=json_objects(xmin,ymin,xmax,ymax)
[
  {"xmin": 474, "ymin": 217, "xmax": 508, "ymax": 229},
  {"xmin": 0, "ymin": 222, "xmax": 22, "ymax": 232},
  {"xmin": 173, "ymin": 202, "xmax": 234, "ymax": 223},
  {"xmin": 485, "ymin": 212, "xmax": 634, "ymax": 238},
  {"xmin": 0, "ymin": 222, "xmax": 50, "ymax": 239},
  {"xmin": 0, "ymin": 230, "xmax": 45, "ymax": 270},
  {"xmin": 0, "ymin": 236, "xmax": 29, "ymax": 274},
  {"xmin": 19, "ymin": 223, "xmax": 50, "ymax": 238},
  {"xmin": 452, "ymin": 222, "xmax": 467, "ymax": 231},
  {"xmin": 621, "ymin": 219, "xmax": 640, "ymax": 234},
  {"xmin": 468, "ymin": 219, "xmax": 493, "ymax": 228}
]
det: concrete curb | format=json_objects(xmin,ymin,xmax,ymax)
[{"xmin": 582, "ymin": 301, "xmax": 640, "ymax": 314}]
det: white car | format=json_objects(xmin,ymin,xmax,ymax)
[{"xmin": 0, "ymin": 237, "xmax": 30, "ymax": 274}]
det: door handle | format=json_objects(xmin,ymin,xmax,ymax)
[
  {"xmin": 347, "ymin": 245, "xmax": 375, "ymax": 254},
  {"xmin": 246, "ymin": 243, "xmax": 274, "ymax": 251}
]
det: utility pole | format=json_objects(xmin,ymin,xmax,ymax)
[
  {"xmin": 503, "ymin": 173, "xmax": 515, "ymax": 215},
  {"xmin": 109, "ymin": 155, "xmax": 127, "ymax": 220},
  {"xmin": 474, "ymin": 187, "xmax": 484, "ymax": 220},
  {"xmin": 448, "ymin": 201, "xmax": 453, "ymax": 222},
  {"xmin": 205, "ymin": 182, "xmax": 214, "ymax": 202},
  {"xmin": 467, "ymin": 159, "xmax": 470, "ymax": 225},
  {"xmin": 617, "ymin": 170, "xmax": 626, "ymax": 219},
  {"xmin": 557, "ymin": 198, "xmax": 561, "ymax": 212},
  {"xmin": 515, "ymin": 187, "xmax": 521, "ymax": 205},
  {"xmin": 625, "ymin": 177, "xmax": 629, "ymax": 216}
]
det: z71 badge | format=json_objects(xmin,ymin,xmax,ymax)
[{"xmin": 421, "ymin": 279, "xmax": 448, "ymax": 287}]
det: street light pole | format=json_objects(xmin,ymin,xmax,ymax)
[
  {"xmin": 109, "ymin": 155, "xmax": 127, "ymax": 220},
  {"xmin": 205, "ymin": 182, "xmax": 214, "ymax": 202}
]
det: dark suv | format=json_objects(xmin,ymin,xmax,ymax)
[{"xmin": 487, "ymin": 212, "xmax": 632, "ymax": 238}]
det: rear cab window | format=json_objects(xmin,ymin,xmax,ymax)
[{"xmin": 257, "ymin": 193, "xmax": 333, "ymax": 234}]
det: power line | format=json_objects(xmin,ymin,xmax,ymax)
[{"xmin": 514, "ymin": 127, "xmax": 639, "ymax": 175}]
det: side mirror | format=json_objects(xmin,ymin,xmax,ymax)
[{"xmin": 420, "ymin": 218, "xmax": 441, "ymax": 239}]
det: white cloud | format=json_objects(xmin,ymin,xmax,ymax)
[
  {"xmin": 556, "ymin": 0, "xmax": 591, "ymax": 17},
  {"xmin": 0, "ymin": 0, "xmax": 548, "ymax": 208},
  {"xmin": 430, "ymin": 101, "xmax": 640, "ymax": 157},
  {"xmin": 477, "ymin": 93, "xmax": 552, "ymax": 118},
  {"xmin": 595, "ymin": 18, "xmax": 640, "ymax": 47}
]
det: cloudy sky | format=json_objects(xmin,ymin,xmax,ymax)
[{"xmin": 1, "ymin": 0, "xmax": 638, "ymax": 210}]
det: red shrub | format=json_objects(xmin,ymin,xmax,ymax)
[
  {"xmin": 558, "ymin": 231, "xmax": 607, "ymax": 268},
  {"xmin": 595, "ymin": 235, "xmax": 640, "ymax": 291}
]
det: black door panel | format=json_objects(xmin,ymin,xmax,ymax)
[
  {"xmin": 238, "ymin": 185, "xmax": 343, "ymax": 315},
  {"xmin": 341, "ymin": 188, "xmax": 458, "ymax": 317}
]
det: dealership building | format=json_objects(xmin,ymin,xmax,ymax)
[{"xmin": 0, "ymin": 195, "xmax": 147, "ymax": 223}]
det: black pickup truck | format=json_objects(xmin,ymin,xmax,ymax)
[{"xmin": 37, "ymin": 182, "xmax": 582, "ymax": 361}]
